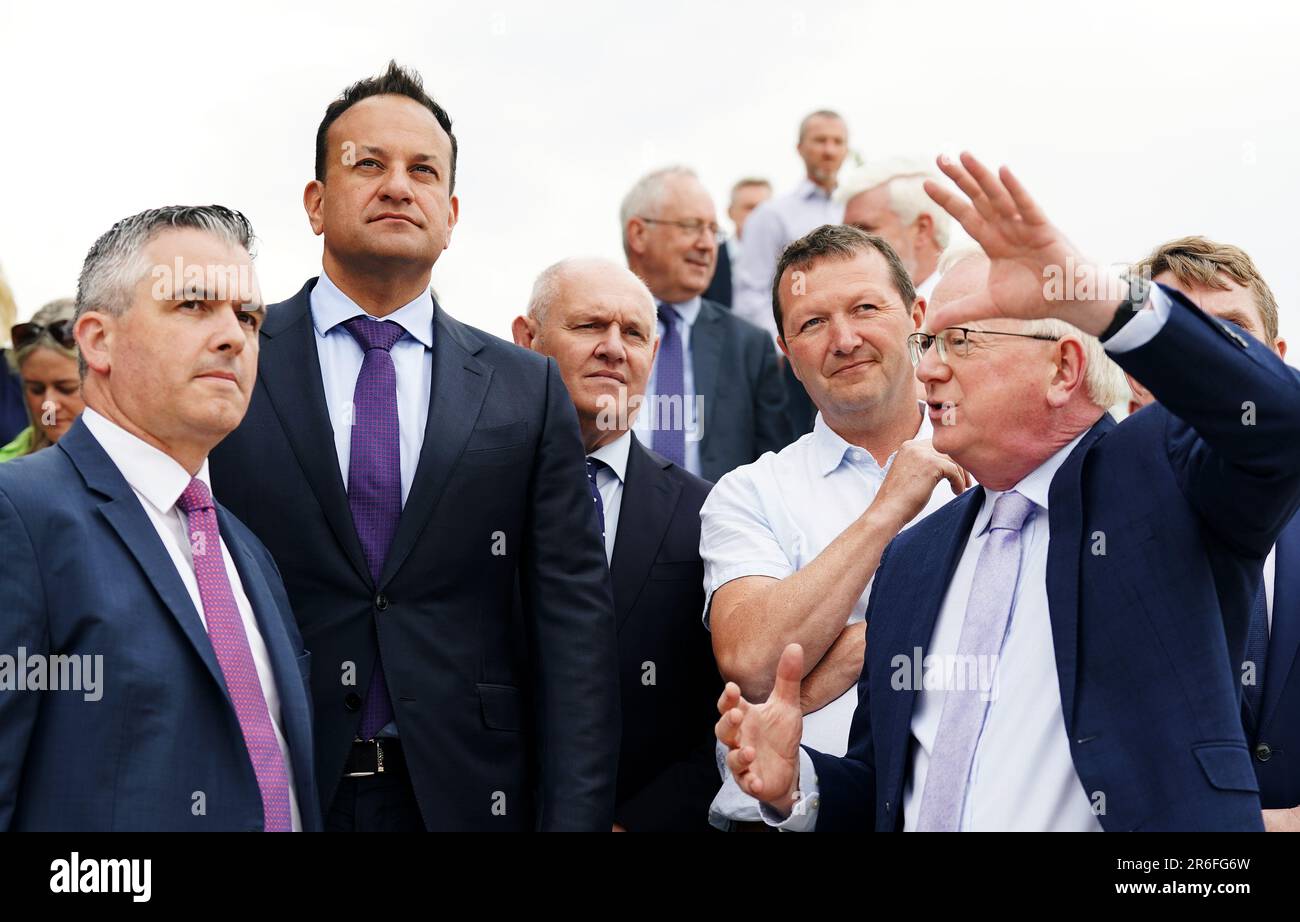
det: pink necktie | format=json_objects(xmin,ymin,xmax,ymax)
[{"xmin": 177, "ymin": 477, "xmax": 293, "ymax": 831}]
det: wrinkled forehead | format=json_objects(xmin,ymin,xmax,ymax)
[
  {"xmin": 552, "ymin": 269, "xmax": 656, "ymax": 328},
  {"xmin": 138, "ymin": 228, "xmax": 262, "ymax": 309}
]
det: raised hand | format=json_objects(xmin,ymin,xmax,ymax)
[
  {"xmin": 923, "ymin": 152, "xmax": 1124, "ymax": 336},
  {"xmin": 715, "ymin": 643, "xmax": 805, "ymax": 816}
]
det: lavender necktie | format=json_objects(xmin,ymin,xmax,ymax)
[
  {"xmin": 652, "ymin": 303, "xmax": 687, "ymax": 468},
  {"xmin": 343, "ymin": 315, "xmax": 406, "ymax": 740},
  {"xmin": 177, "ymin": 477, "xmax": 293, "ymax": 831},
  {"xmin": 916, "ymin": 490, "xmax": 1036, "ymax": 832}
]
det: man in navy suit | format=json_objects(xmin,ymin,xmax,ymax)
[
  {"xmin": 513, "ymin": 257, "xmax": 720, "ymax": 830},
  {"xmin": 0, "ymin": 205, "xmax": 319, "ymax": 831},
  {"xmin": 1124, "ymin": 236, "xmax": 1300, "ymax": 830},
  {"xmin": 718, "ymin": 153, "xmax": 1300, "ymax": 831},
  {"xmin": 209, "ymin": 63, "xmax": 619, "ymax": 831}
]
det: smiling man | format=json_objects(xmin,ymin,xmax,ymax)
[
  {"xmin": 0, "ymin": 206, "xmax": 320, "ymax": 830},
  {"xmin": 209, "ymin": 62, "xmax": 619, "ymax": 831}
]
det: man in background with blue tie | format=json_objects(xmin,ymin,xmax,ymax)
[
  {"xmin": 718, "ymin": 153, "xmax": 1300, "ymax": 831},
  {"xmin": 1124, "ymin": 236, "xmax": 1300, "ymax": 831},
  {"xmin": 0, "ymin": 206, "xmax": 318, "ymax": 830},
  {"xmin": 210, "ymin": 62, "xmax": 619, "ymax": 831},
  {"xmin": 621, "ymin": 167, "xmax": 789, "ymax": 483}
]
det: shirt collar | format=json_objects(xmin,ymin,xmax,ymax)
[
  {"xmin": 658, "ymin": 295, "xmax": 702, "ymax": 328},
  {"xmin": 796, "ymin": 177, "xmax": 833, "ymax": 202},
  {"xmin": 972, "ymin": 430, "xmax": 1088, "ymax": 536},
  {"xmin": 812, "ymin": 402, "xmax": 930, "ymax": 477},
  {"xmin": 310, "ymin": 270, "xmax": 435, "ymax": 349},
  {"xmin": 588, "ymin": 429, "xmax": 632, "ymax": 484},
  {"xmin": 80, "ymin": 407, "xmax": 210, "ymax": 517}
]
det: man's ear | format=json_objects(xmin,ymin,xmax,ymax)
[
  {"xmin": 1275, "ymin": 337, "xmax": 1288, "ymax": 361},
  {"xmin": 624, "ymin": 219, "xmax": 648, "ymax": 257},
  {"xmin": 75, "ymin": 311, "xmax": 114, "ymax": 376},
  {"xmin": 511, "ymin": 315, "xmax": 537, "ymax": 349},
  {"xmin": 443, "ymin": 194, "xmax": 460, "ymax": 251},
  {"xmin": 304, "ymin": 180, "xmax": 325, "ymax": 236},
  {"xmin": 910, "ymin": 295, "xmax": 926, "ymax": 330},
  {"xmin": 1047, "ymin": 337, "xmax": 1086, "ymax": 408}
]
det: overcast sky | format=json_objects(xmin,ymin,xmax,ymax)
[{"xmin": 2, "ymin": 0, "xmax": 1297, "ymax": 349}]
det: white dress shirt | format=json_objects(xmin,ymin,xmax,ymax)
[
  {"xmin": 587, "ymin": 430, "xmax": 633, "ymax": 564},
  {"xmin": 732, "ymin": 179, "xmax": 844, "ymax": 342},
  {"xmin": 631, "ymin": 295, "xmax": 704, "ymax": 477},
  {"xmin": 915, "ymin": 270, "xmax": 939, "ymax": 304},
  {"xmin": 768, "ymin": 285, "xmax": 1176, "ymax": 831},
  {"xmin": 701, "ymin": 407, "xmax": 954, "ymax": 824},
  {"xmin": 310, "ymin": 270, "xmax": 434, "ymax": 505},
  {"xmin": 81, "ymin": 407, "xmax": 302, "ymax": 831}
]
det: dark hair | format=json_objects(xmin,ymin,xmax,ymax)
[
  {"xmin": 771, "ymin": 224, "xmax": 916, "ymax": 341},
  {"xmin": 314, "ymin": 60, "xmax": 458, "ymax": 193}
]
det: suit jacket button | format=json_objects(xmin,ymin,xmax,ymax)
[
  {"xmin": 375, "ymin": 593, "xmax": 389, "ymax": 611},
  {"xmin": 344, "ymin": 692, "xmax": 362, "ymax": 712},
  {"xmin": 1255, "ymin": 742, "xmax": 1273, "ymax": 762}
]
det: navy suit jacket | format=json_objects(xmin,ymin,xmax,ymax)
[
  {"xmin": 610, "ymin": 434, "xmax": 720, "ymax": 831},
  {"xmin": 809, "ymin": 287, "xmax": 1300, "ymax": 832},
  {"xmin": 693, "ymin": 298, "xmax": 790, "ymax": 482},
  {"xmin": 209, "ymin": 279, "xmax": 620, "ymax": 831},
  {"xmin": 0, "ymin": 420, "xmax": 320, "ymax": 831},
  {"xmin": 702, "ymin": 242, "xmax": 732, "ymax": 309},
  {"xmin": 1246, "ymin": 511, "xmax": 1300, "ymax": 809}
]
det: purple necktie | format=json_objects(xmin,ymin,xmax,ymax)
[
  {"xmin": 176, "ymin": 477, "xmax": 293, "ymax": 832},
  {"xmin": 652, "ymin": 303, "xmax": 686, "ymax": 467},
  {"xmin": 916, "ymin": 490, "xmax": 1036, "ymax": 832},
  {"xmin": 343, "ymin": 315, "xmax": 406, "ymax": 740}
]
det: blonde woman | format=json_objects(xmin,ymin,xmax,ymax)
[{"xmin": 0, "ymin": 298, "xmax": 85, "ymax": 461}]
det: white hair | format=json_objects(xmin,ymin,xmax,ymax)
[
  {"xmin": 619, "ymin": 166, "xmax": 698, "ymax": 251},
  {"xmin": 836, "ymin": 157, "xmax": 951, "ymax": 249},
  {"xmin": 936, "ymin": 248, "xmax": 1130, "ymax": 410},
  {"xmin": 527, "ymin": 256, "xmax": 655, "ymax": 327}
]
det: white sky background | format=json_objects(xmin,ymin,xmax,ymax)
[{"xmin": 2, "ymin": 0, "xmax": 1298, "ymax": 350}]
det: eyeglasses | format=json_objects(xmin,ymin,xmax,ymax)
[
  {"xmin": 638, "ymin": 217, "xmax": 727, "ymax": 242},
  {"xmin": 906, "ymin": 327, "xmax": 1060, "ymax": 366},
  {"xmin": 11, "ymin": 320, "xmax": 77, "ymax": 351}
]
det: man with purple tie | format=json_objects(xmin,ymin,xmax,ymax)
[
  {"xmin": 0, "ymin": 205, "xmax": 319, "ymax": 830},
  {"xmin": 209, "ymin": 62, "xmax": 619, "ymax": 831}
]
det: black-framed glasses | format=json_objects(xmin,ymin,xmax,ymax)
[
  {"xmin": 11, "ymin": 320, "xmax": 77, "ymax": 351},
  {"xmin": 907, "ymin": 327, "xmax": 1060, "ymax": 366},
  {"xmin": 638, "ymin": 217, "xmax": 727, "ymax": 242}
]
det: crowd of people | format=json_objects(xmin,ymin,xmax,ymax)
[{"xmin": 0, "ymin": 60, "xmax": 1296, "ymax": 832}]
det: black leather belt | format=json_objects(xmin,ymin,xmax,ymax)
[{"xmin": 344, "ymin": 737, "xmax": 405, "ymax": 778}]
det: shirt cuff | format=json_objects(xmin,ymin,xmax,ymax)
[
  {"xmin": 1102, "ymin": 282, "xmax": 1172, "ymax": 354},
  {"xmin": 758, "ymin": 748, "xmax": 821, "ymax": 832}
]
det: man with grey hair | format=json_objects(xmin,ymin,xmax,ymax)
[
  {"xmin": 513, "ymin": 257, "xmax": 720, "ymax": 830},
  {"xmin": 838, "ymin": 157, "xmax": 952, "ymax": 302},
  {"xmin": 717, "ymin": 153, "xmax": 1300, "ymax": 832},
  {"xmin": 620, "ymin": 166, "xmax": 788, "ymax": 482},
  {"xmin": 0, "ymin": 205, "xmax": 321, "ymax": 830}
]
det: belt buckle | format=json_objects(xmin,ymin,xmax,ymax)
[{"xmin": 344, "ymin": 737, "xmax": 385, "ymax": 777}]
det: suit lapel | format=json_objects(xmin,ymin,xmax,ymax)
[
  {"xmin": 59, "ymin": 422, "xmax": 229, "ymax": 697},
  {"xmin": 690, "ymin": 302, "xmax": 723, "ymax": 454},
  {"xmin": 1045, "ymin": 415, "xmax": 1114, "ymax": 732},
  {"xmin": 257, "ymin": 279, "xmax": 372, "ymax": 587},
  {"xmin": 379, "ymin": 302, "xmax": 491, "ymax": 586},
  {"xmin": 1260, "ymin": 512, "xmax": 1300, "ymax": 730},
  {"xmin": 609, "ymin": 435, "xmax": 679, "ymax": 632}
]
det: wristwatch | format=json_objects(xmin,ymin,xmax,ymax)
[{"xmin": 1099, "ymin": 273, "xmax": 1153, "ymax": 342}]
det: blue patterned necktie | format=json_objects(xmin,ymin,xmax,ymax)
[
  {"xmin": 652, "ymin": 303, "xmax": 686, "ymax": 467},
  {"xmin": 585, "ymin": 457, "xmax": 607, "ymax": 541},
  {"xmin": 342, "ymin": 315, "xmax": 406, "ymax": 740},
  {"xmin": 917, "ymin": 490, "xmax": 1036, "ymax": 832},
  {"xmin": 1243, "ymin": 582, "xmax": 1270, "ymax": 719}
]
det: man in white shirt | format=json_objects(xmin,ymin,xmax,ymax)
[
  {"xmin": 837, "ymin": 158, "xmax": 951, "ymax": 304},
  {"xmin": 0, "ymin": 206, "xmax": 319, "ymax": 831},
  {"xmin": 718, "ymin": 153, "xmax": 1300, "ymax": 832},
  {"xmin": 703, "ymin": 224, "xmax": 969, "ymax": 828}
]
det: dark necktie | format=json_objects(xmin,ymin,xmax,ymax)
[
  {"xmin": 176, "ymin": 478, "xmax": 293, "ymax": 831},
  {"xmin": 342, "ymin": 315, "xmax": 406, "ymax": 740},
  {"xmin": 586, "ymin": 457, "xmax": 607, "ymax": 542},
  {"xmin": 1243, "ymin": 582, "xmax": 1270, "ymax": 720},
  {"xmin": 652, "ymin": 303, "xmax": 687, "ymax": 468}
]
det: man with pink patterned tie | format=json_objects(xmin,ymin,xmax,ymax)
[{"xmin": 0, "ymin": 206, "xmax": 319, "ymax": 831}]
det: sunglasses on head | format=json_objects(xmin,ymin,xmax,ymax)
[{"xmin": 11, "ymin": 320, "xmax": 77, "ymax": 351}]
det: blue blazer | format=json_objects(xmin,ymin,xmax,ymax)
[
  {"xmin": 1247, "ymin": 512, "xmax": 1300, "ymax": 808},
  {"xmin": 209, "ymin": 279, "xmax": 620, "ymax": 831},
  {"xmin": 810, "ymin": 287, "xmax": 1300, "ymax": 832},
  {"xmin": 0, "ymin": 420, "xmax": 320, "ymax": 831}
]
